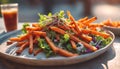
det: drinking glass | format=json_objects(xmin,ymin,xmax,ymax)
[{"xmin": 0, "ymin": 3, "xmax": 18, "ymax": 32}]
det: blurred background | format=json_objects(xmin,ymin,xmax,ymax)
[{"xmin": 0, "ymin": 0, "xmax": 120, "ymax": 22}]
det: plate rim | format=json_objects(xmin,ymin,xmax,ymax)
[{"xmin": 0, "ymin": 29, "xmax": 115, "ymax": 66}]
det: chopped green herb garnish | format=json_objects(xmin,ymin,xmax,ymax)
[
  {"xmin": 48, "ymin": 12, "xmax": 52, "ymax": 17},
  {"xmin": 37, "ymin": 38, "xmax": 55, "ymax": 57},
  {"xmin": 64, "ymin": 34, "xmax": 70, "ymax": 42},
  {"xmin": 58, "ymin": 10, "xmax": 65, "ymax": 18},
  {"xmin": 22, "ymin": 23, "xmax": 30, "ymax": 34},
  {"xmin": 101, "ymin": 37, "xmax": 112, "ymax": 47}
]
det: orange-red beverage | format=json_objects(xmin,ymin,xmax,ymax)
[{"xmin": 1, "ymin": 4, "xmax": 18, "ymax": 32}]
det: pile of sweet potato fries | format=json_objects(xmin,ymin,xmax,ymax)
[
  {"xmin": 101, "ymin": 19, "xmax": 120, "ymax": 28},
  {"xmin": 8, "ymin": 11, "xmax": 111, "ymax": 57}
]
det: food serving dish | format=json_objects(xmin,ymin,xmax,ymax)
[
  {"xmin": 0, "ymin": 11, "xmax": 115, "ymax": 66},
  {"xmin": 103, "ymin": 26, "xmax": 120, "ymax": 36},
  {"xmin": 0, "ymin": 29, "xmax": 115, "ymax": 66},
  {"xmin": 101, "ymin": 19, "xmax": 120, "ymax": 36}
]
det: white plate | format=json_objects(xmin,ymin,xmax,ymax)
[{"xmin": 0, "ymin": 30, "xmax": 115, "ymax": 66}]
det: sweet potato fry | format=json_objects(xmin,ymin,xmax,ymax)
[
  {"xmin": 58, "ymin": 48, "xmax": 78, "ymax": 57},
  {"xmin": 113, "ymin": 22, "xmax": 118, "ymax": 27},
  {"xmin": 33, "ymin": 36, "xmax": 39, "ymax": 44},
  {"xmin": 58, "ymin": 25, "xmax": 68, "ymax": 30},
  {"xmin": 78, "ymin": 16, "xmax": 88, "ymax": 22},
  {"xmin": 89, "ymin": 27, "xmax": 97, "ymax": 31},
  {"xmin": 16, "ymin": 37, "xmax": 38, "ymax": 55},
  {"xmin": 16, "ymin": 42, "xmax": 29, "ymax": 55},
  {"xmin": 58, "ymin": 24, "xmax": 70, "ymax": 31},
  {"xmin": 71, "ymin": 28, "xmax": 92, "ymax": 43},
  {"xmin": 67, "ymin": 11, "xmax": 75, "ymax": 21},
  {"xmin": 69, "ymin": 34, "xmax": 81, "ymax": 42},
  {"xmin": 29, "ymin": 35, "xmax": 33, "ymax": 54},
  {"xmin": 7, "ymin": 41, "xmax": 14, "ymax": 45},
  {"xmin": 33, "ymin": 31, "xmax": 46, "ymax": 37},
  {"xmin": 89, "ymin": 23, "xmax": 104, "ymax": 27},
  {"xmin": 79, "ymin": 34, "xmax": 92, "ymax": 43},
  {"xmin": 70, "ymin": 40, "xmax": 77, "ymax": 50},
  {"xmin": 17, "ymin": 42, "xmax": 26, "ymax": 47},
  {"xmin": 78, "ymin": 22, "xmax": 84, "ymax": 28},
  {"xmin": 83, "ymin": 17, "xmax": 97, "ymax": 25},
  {"xmin": 63, "ymin": 24, "xmax": 71, "ymax": 30},
  {"xmin": 7, "ymin": 41, "xmax": 26, "ymax": 47},
  {"xmin": 45, "ymin": 36, "xmax": 59, "ymax": 53},
  {"xmin": 26, "ymin": 27, "xmax": 42, "ymax": 31},
  {"xmin": 34, "ymin": 49, "xmax": 43, "ymax": 56},
  {"xmin": 71, "ymin": 27, "xmax": 78, "ymax": 35},
  {"xmin": 9, "ymin": 37, "xmax": 20, "ymax": 42},
  {"xmin": 73, "ymin": 22, "xmax": 82, "ymax": 34},
  {"xmin": 118, "ymin": 26, "xmax": 120, "ymax": 28},
  {"xmin": 32, "ymin": 23, "xmax": 40, "ymax": 27},
  {"xmin": 82, "ymin": 29, "xmax": 110, "ymax": 38},
  {"xmin": 67, "ymin": 11, "xmax": 81, "ymax": 34},
  {"xmin": 17, "ymin": 33, "xmax": 30, "ymax": 41},
  {"xmin": 118, "ymin": 21, "xmax": 120, "ymax": 26},
  {"xmin": 102, "ymin": 19, "xmax": 113, "ymax": 26},
  {"xmin": 50, "ymin": 26, "xmax": 66, "ymax": 35}
]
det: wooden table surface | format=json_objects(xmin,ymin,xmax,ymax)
[{"xmin": 0, "ymin": 18, "xmax": 120, "ymax": 69}]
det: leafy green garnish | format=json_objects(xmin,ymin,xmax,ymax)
[
  {"xmin": 101, "ymin": 37, "xmax": 112, "ymax": 47},
  {"xmin": 58, "ymin": 10, "xmax": 65, "ymax": 18},
  {"xmin": 47, "ymin": 31, "xmax": 56, "ymax": 41},
  {"xmin": 37, "ymin": 38, "xmax": 55, "ymax": 57},
  {"xmin": 60, "ymin": 38, "xmax": 65, "ymax": 44},
  {"xmin": 64, "ymin": 34, "xmax": 70, "ymax": 42},
  {"xmin": 96, "ymin": 35, "xmax": 104, "ymax": 41},
  {"xmin": 96, "ymin": 35, "xmax": 112, "ymax": 47},
  {"xmin": 48, "ymin": 12, "xmax": 52, "ymax": 17},
  {"xmin": 38, "ymin": 13, "xmax": 53, "ymax": 27},
  {"xmin": 59, "ymin": 33, "xmax": 70, "ymax": 44},
  {"xmin": 22, "ymin": 23, "xmax": 30, "ymax": 34},
  {"xmin": 38, "ymin": 14, "xmax": 47, "ymax": 22},
  {"xmin": 66, "ymin": 19, "xmax": 71, "ymax": 22},
  {"xmin": 38, "ymin": 10, "xmax": 66, "ymax": 27},
  {"xmin": 66, "ymin": 44, "xmax": 76, "ymax": 53},
  {"xmin": 38, "ymin": 13, "xmax": 47, "ymax": 27}
]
